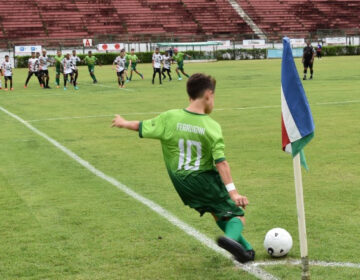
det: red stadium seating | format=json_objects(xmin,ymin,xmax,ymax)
[
  {"xmin": 236, "ymin": 0, "xmax": 360, "ymax": 39},
  {"xmin": 0, "ymin": 0, "xmax": 359, "ymax": 47}
]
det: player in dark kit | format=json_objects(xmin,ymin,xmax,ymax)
[{"xmin": 302, "ymin": 40, "xmax": 316, "ymax": 80}]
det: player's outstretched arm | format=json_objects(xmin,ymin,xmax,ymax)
[
  {"xmin": 216, "ymin": 160, "xmax": 249, "ymax": 208},
  {"xmin": 111, "ymin": 114, "xmax": 139, "ymax": 131}
]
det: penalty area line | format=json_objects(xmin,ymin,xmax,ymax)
[{"xmin": 0, "ymin": 105, "xmax": 277, "ymax": 280}]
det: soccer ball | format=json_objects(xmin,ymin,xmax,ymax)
[{"xmin": 264, "ymin": 228, "xmax": 293, "ymax": 257}]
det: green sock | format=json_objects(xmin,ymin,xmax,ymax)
[
  {"xmin": 216, "ymin": 217, "xmax": 253, "ymax": 250},
  {"xmin": 90, "ymin": 73, "xmax": 96, "ymax": 81},
  {"xmin": 177, "ymin": 72, "xmax": 181, "ymax": 78},
  {"xmin": 56, "ymin": 77, "xmax": 59, "ymax": 85},
  {"xmin": 130, "ymin": 73, "xmax": 133, "ymax": 80}
]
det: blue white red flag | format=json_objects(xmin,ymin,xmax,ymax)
[{"xmin": 281, "ymin": 37, "xmax": 315, "ymax": 168}]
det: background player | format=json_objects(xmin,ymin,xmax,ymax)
[
  {"xmin": 129, "ymin": 48, "xmax": 144, "ymax": 81},
  {"xmin": 113, "ymin": 49, "xmax": 127, "ymax": 88},
  {"xmin": 162, "ymin": 50, "xmax": 172, "ymax": 81},
  {"xmin": 1, "ymin": 55, "xmax": 13, "ymax": 91},
  {"xmin": 62, "ymin": 53, "xmax": 75, "ymax": 90},
  {"xmin": 84, "ymin": 51, "xmax": 99, "ymax": 84},
  {"xmin": 173, "ymin": 48, "xmax": 191, "ymax": 80},
  {"xmin": 111, "ymin": 73, "xmax": 255, "ymax": 263},
  {"xmin": 70, "ymin": 50, "xmax": 81, "ymax": 90},
  {"xmin": 152, "ymin": 48, "xmax": 162, "ymax": 85},
  {"xmin": 24, "ymin": 52, "xmax": 43, "ymax": 88},
  {"xmin": 39, "ymin": 49, "xmax": 51, "ymax": 89},
  {"xmin": 302, "ymin": 39, "xmax": 316, "ymax": 80},
  {"xmin": 54, "ymin": 50, "xmax": 64, "ymax": 88}
]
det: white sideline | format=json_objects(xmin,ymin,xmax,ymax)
[
  {"xmin": 25, "ymin": 99, "xmax": 360, "ymax": 123},
  {"xmin": 0, "ymin": 105, "xmax": 277, "ymax": 280},
  {"xmin": 254, "ymin": 259, "xmax": 360, "ymax": 269}
]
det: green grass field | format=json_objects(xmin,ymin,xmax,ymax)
[{"xmin": 0, "ymin": 56, "xmax": 359, "ymax": 280}]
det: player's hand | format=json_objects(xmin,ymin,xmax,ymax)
[
  {"xmin": 229, "ymin": 191, "xmax": 249, "ymax": 208},
  {"xmin": 111, "ymin": 114, "xmax": 127, "ymax": 128}
]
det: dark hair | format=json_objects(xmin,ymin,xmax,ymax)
[
  {"xmin": 131, "ymin": 48, "xmax": 134, "ymax": 51},
  {"xmin": 5, "ymin": 55, "xmax": 9, "ymax": 58},
  {"xmin": 186, "ymin": 73, "xmax": 216, "ymax": 100}
]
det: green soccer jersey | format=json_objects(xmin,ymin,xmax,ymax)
[
  {"xmin": 173, "ymin": 52, "xmax": 185, "ymax": 63},
  {"xmin": 130, "ymin": 54, "xmax": 138, "ymax": 63},
  {"xmin": 54, "ymin": 55, "xmax": 64, "ymax": 67},
  {"xmin": 84, "ymin": 56, "xmax": 97, "ymax": 66},
  {"xmin": 139, "ymin": 109, "xmax": 225, "ymax": 176}
]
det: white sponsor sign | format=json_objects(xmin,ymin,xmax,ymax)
[
  {"xmin": 83, "ymin": 39, "xmax": 93, "ymax": 47},
  {"xmin": 15, "ymin": 46, "xmax": 42, "ymax": 55},
  {"xmin": 325, "ymin": 37, "xmax": 346, "ymax": 45},
  {"xmin": 243, "ymin": 39, "xmax": 266, "ymax": 46},
  {"xmin": 290, "ymin": 38, "xmax": 305, "ymax": 46},
  {"xmin": 97, "ymin": 43, "xmax": 124, "ymax": 51}
]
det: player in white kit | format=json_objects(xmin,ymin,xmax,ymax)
[
  {"xmin": 39, "ymin": 49, "xmax": 51, "ymax": 89},
  {"xmin": 62, "ymin": 53, "xmax": 75, "ymax": 91},
  {"xmin": 113, "ymin": 49, "xmax": 127, "ymax": 88},
  {"xmin": 24, "ymin": 52, "xmax": 43, "ymax": 88},
  {"xmin": 161, "ymin": 50, "xmax": 172, "ymax": 81},
  {"xmin": 152, "ymin": 47, "xmax": 162, "ymax": 85},
  {"xmin": 1, "ymin": 55, "xmax": 14, "ymax": 91},
  {"xmin": 70, "ymin": 50, "xmax": 81, "ymax": 90}
]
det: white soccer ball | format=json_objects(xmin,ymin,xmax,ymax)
[{"xmin": 264, "ymin": 228, "xmax": 293, "ymax": 257}]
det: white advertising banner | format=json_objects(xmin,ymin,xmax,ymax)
[
  {"xmin": 83, "ymin": 39, "xmax": 93, "ymax": 47},
  {"xmin": 290, "ymin": 38, "xmax": 305, "ymax": 46},
  {"xmin": 97, "ymin": 43, "xmax": 124, "ymax": 51},
  {"xmin": 325, "ymin": 37, "xmax": 346, "ymax": 45},
  {"xmin": 15, "ymin": 46, "xmax": 42, "ymax": 55},
  {"xmin": 243, "ymin": 39, "xmax": 266, "ymax": 46}
]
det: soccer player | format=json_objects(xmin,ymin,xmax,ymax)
[
  {"xmin": 111, "ymin": 73, "xmax": 255, "ymax": 263},
  {"xmin": 316, "ymin": 42, "xmax": 322, "ymax": 59},
  {"xmin": 39, "ymin": 49, "xmax": 51, "ymax": 89},
  {"xmin": 129, "ymin": 49, "xmax": 144, "ymax": 81},
  {"xmin": 113, "ymin": 49, "xmax": 127, "ymax": 88},
  {"xmin": 62, "ymin": 53, "xmax": 74, "ymax": 90},
  {"xmin": 84, "ymin": 51, "xmax": 98, "ymax": 84},
  {"xmin": 152, "ymin": 48, "xmax": 162, "ymax": 85},
  {"xmin": 162, "ymin": 50, "xmax": 172, "ymax": 81},
  {"xmin": 173, "ymin": 48, "xmax": 191, "ymax": 80},
  {"xmin": 302, "ymin": 40, "xmax": 316, "ymax": 80},
  {"xmin": 24, "ymin": 52, "xmax": 43, "ymax": 88},
  {"xmin": 70, "ymin": 50, "xmax": 81, "ymax": 90},
  {"xmin": 54, "ymin": 50, "xmax": 64, "ymax": 88},
  {"xmin": 1, "ymin": 55, "xmax": 13, "ymax": 91}
]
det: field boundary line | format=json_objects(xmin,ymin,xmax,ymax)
[
  {"xmin": 0, "ymin": 105, "xmax": 277, "ymax": 280},
  {"xmin": 25, "ymin": 99, "xmax": 360, "ymax": 123},
  {"xmin": 254, "ymin": 259, "xmax": 360, "ymax": 269}
]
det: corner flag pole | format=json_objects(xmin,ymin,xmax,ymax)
[{"xmin": 293, "ymin": 153, "xmax": 310, "ymax": 280}]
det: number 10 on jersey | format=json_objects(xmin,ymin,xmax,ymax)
[{"xmin": 178, "ymin": 139, "xmax": 202, "ymax": 171}]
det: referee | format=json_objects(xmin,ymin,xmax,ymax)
[{"xmin": 302, "ymin": 40, "xmax": 316, "ymax": 80}]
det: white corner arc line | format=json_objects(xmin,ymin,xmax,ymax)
[
  {"xmin": 253, "ymin": 259, "xmax": 360, "ymax": 269},
  {"xmin": 0, "ymin": 106, "xmax": 277, "ymax": 280}
]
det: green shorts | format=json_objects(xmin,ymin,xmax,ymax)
[
  {"xmin": 177, "ymin": 62, "xmax": 184, "ymax": 71},
  {"xmin": 88, "ymin": 65, "xmax": 95, "ymax": 73},
  {"xmin": 131, "ymin": 63, "xmax": 137, "ymax": 71},
  {"xmin": 56, "ymin": 65, "xmax": 61, "ymax": 75},
  {"xmin": 168, "ymin": 169, "xmax": 245, "ymax": 218}
]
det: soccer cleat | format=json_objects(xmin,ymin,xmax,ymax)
[
  {"xmin": 309, "ymin": 76, "xmax": 313, "ymax": 80},
  {"xmin": 74, "ymin": 86, "xmax": 79, "ymax": 90},
  {"xmin": 46, "ymin": 86, "xmax": 52, "ymax": 89},
  {"xmin": 10, "ymin": 88, "xmax": 14, "ymax": 91},
  {"xmin": 24, "ymin": 85, "xmax": 27, "ymax": 88},
  {"xmin": 178, "ymin": 77, "xmax": 182, "ymax": 81},
  {"xmin": 93, "ymin": 80, "xmax": 98, "ymax": 84},
  {"xmin": 217, "ymin": 236, "xmax": 255, "ymax": 263},
  {"xmin": 303, "ymin": 76, "xmax": 306, "ymax": 80},
  {"xmin": 152, "ymin": 80, "xmax": 154, "ymax": 85},
  {"xmin": 141, "ymin": 74, "xmax": 144, "ymax": 80},
  {"xmin": 64, "ymin": 87, "xmax": 67, "ymax": 91},
  {"xmin": 4, "ymin": 88, "xmax": 8, "ymax": 91},
  {"xmin": 56, "ymin": 85, "xmax": 60, "ymax": 89}
]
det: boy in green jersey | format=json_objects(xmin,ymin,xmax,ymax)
[
  {"xmin": 173, "ymin": 48, "xmax": 191, "ymax": 80},
  {"xmin": 112, "ymin": 73, "xmax": 255, "ymax": 263},
  {"xmin": 54, "ymin": 50, "xmax": 64, "ymax": 88},
  {"xmin": 84, "ymin": 51, "xmax": 99, "ymax": 83},
  {"xmin": 129, "ymin": 48, "xmax": 144, "ymax": 81}
]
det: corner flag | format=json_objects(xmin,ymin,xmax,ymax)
[
  {"xmin": 281, "ymin": 37, "xmax": 314, "ymax": 169},
  {"xmin": 281, "ymin": 37, "xmax": 314, "ymax": 280}
]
